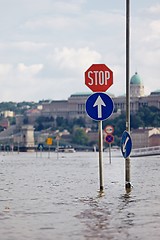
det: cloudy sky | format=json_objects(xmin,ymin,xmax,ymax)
[{"xmin": 0, "ymin": 0, "xmax": 159, "ymax": 102}]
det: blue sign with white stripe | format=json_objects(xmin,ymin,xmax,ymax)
[{"xmin": 120, "ymin": 131, "xmax": 132, "ymax": 158}]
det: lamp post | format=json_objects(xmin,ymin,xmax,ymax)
[{"xmin": 125, "ymin": 0, "xmax": 132, "ymax": 191}]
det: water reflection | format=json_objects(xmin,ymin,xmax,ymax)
[
  {"xmin": 77, "ymin": 196, "xmax": 111, "ymax": 239},
  {"xmin": 118, "ymin": 194, "xmax": 135, "ymax": 228}
]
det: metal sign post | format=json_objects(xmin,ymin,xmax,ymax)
[
  {"xmin": 39, "ymin": 145, "xmax": 43, "ymax": 158},
  {"xmin": 37, "ymin": 143, "xmax": 44, "ymax": 158},
  {"xmin": 125, "ymin": 0, "xmax": 131, "ymax": 192},
  {"xmin": 109, "ymin": 143, "xmax": 111, "ymax": 164},
  {"xmin": 105, "ymin": 133, "xmax": 114, "ymax": 164},
  {"xmin": 86, "ymin": 93, "xmax": 114, "ymax": 192},
  {"xmin": 98, "ymin": 121, "xmax": 104, "ymax": 192},
  {"xmin": 56, "ymin": 138, "xmax": 59, "ymax": 160},
  {"xmin": 46, "ymin": 137, "xmax": 52, "ymax": 159}
]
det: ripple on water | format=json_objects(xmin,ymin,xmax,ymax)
[{"xmin": 0, "ymin": 152, "xmax": 160, "ymax": 240}]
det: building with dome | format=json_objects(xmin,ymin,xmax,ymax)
[
  {"xmin": 38, "ymin": 73, "xmax": 160, "ymax": 148},
  {"xmin": 130, "ymin": 72, "xmax": 144, "ymax": 97},
  {"xmin": 40, "ymin": 73, "xmax": 160, "ymax": 120},
  {"xmin": 113, "ymin": 72, "xmax": 160, "ymax": 113}
]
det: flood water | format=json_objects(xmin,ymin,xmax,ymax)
[{"xmin": 0, "ymin": 150, "xmax": 160, "ymax": 240}]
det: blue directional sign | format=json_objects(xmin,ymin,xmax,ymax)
[
  {"xmin": 38, "ymin": 143, "xmax": 44, "ymax": 151},
  {"xmin": 86, "ymin": 93, "xmax": 114, "ymax": 121},
  {"xmin": 120, "ymin": 131, "xmax": 132, "ymax": 158}
]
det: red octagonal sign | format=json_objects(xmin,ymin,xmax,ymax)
[{"xmin": 85, "ymin": 64, "xmax": 113, "ymax": 92}]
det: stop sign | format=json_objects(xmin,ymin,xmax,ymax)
[{"xmin": 85, "ymin": 64, "xmax": 113, "ymax": 92}]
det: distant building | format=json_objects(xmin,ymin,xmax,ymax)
[
  {"xmin": 149, "ymin": 134, "xmax": 160, "ymax": 147},
  {"xmin": 41, "ymin": 100, "xmax": 68, "ymax": 118},
  {"xmin": 131, "ymin": 128, "xmax": 160, "ymax": 148},
  {"xmin": 0, "ymin": 118, "xmax": 10, "ymax": 129},
  {"xmin": 114, "ymin": 72, "xmax": 160, "ymax": 112},
  {"xmin": 130, "ymin": 72, "xmax": 144, "ymax": 97},
  {"xmin": 26, "ymin": 108, "xmax": 41, "ymax": 124},
  {"xmin": 15, "ymin": 115, "xmax": 24, "ymax": 128},
  {"xmin": 21, "ymin": 125, "xmax": 35, "ymax": 150},
  {"xmin": 1, "ymin": 110, "xmax": 15, "ymax": 118},
  {"xmin": 40, "ymin": 72, "xmax": 160, "ymax": 120}
]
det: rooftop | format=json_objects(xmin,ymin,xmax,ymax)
[
  {"xmin": 130, "ymin": 72, "xmax": 143, "ymax": 85},
  {"xmin": 150, "ymin": 90, "xmax": 160, "ymax": 96}
]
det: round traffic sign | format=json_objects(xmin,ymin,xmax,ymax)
[
  {"xmin": 104, "ymin": 125, "xmax": 114, "ymax": 134},
  {"xmin": 86, "ymin": 93, "xmax": 114, "ymax": 121},
  {"xmin": 105, "ymin": 134, "xmax": 114, "ymax": 143},
  {"xmin": 38, "ymin": 143, "xmax": 44, "ymax": 150},
  {"xmin": 85, "ymin": 64, "xmax": 113, "ymax": 92}
]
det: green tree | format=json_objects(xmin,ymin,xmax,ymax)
[
  {"xmin": 36, "ymin": 123, "xmax": 44, "ymax": 131},
  {"xmin": 103, "ymin": 113, "xmax": 126, "ymax": 137},
  {"xmin": 73, "ymin": 117, "xmax": 86, "ymax": 127},
  {"xmin": 138, "ymin": 106, "xmax": 160, "ymax": 127},
  {"xmin": 72, "ymin": 128, "xmax": 88, "ymax": 145},
  {"xmin": 131, "ymin": 114, "xmax": 143, "ymax": 129}
]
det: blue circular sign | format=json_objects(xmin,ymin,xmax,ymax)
[
  {"xmin": 105, "ymin": 134, "xmax": 114, "ymax": 143},
  {"xmin": 86, "ymin": 93, "xmax": 114, "ymax": 121}
]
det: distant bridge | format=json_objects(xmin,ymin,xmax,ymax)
[{"xmin": 131, "ymin": 146, "xmax": 160, "ymax": 157}]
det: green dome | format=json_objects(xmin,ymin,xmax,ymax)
[{"xmin": 130, "ymin": 72, "xmax": 142, "ymax": 85}]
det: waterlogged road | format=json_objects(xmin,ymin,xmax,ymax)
[{"xmin": 0, "ymin": 151, "xmax": 160, "ymax": 240}]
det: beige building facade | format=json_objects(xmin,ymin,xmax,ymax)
[
  {"xmin": 41, "ymin": 100, "xmax": 68, "ymax": 118},
  {"xmin": 21, "ymin": 125, "xmax": 35, "ymax": 148},
  {"xmin": 131, "ymin": 128, "xmax": 160, "ymax": 149},
  {"xmin": 41, "ymin": 72, "xmax": 160, "ymax": 120}
]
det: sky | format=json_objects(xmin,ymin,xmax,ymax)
[{"xmin": 0, "ymin": 0, "xmax": 160, "ymax": 102}]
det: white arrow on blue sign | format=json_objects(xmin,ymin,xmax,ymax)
[
  {"xmin": 38, "ymin": 143, "xmax": 44, "ymax": 150},
  {"xmin": 120, "ymin": 131, "xmax": 132, "ymax": 158},
  {"xmin": 86, "ymin": 92, "xmax": 114, "ymax": 121}
]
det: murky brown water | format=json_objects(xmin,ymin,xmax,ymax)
[{"xmin": 0, "ymin": 151, "xmax": 160, "ymax": 240}]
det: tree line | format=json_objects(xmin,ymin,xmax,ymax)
[
  {"xmin": 35, "ymin": 105, "xmax": 160, "ymax": 147},
  {"xmin": 0, "ymin": 102, "xmax": 159, "ymax": 147}
]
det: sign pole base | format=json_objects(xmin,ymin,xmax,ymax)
[{"xmin": 125, "ymin": 157, "xmax": 132, "ymax": 193}]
